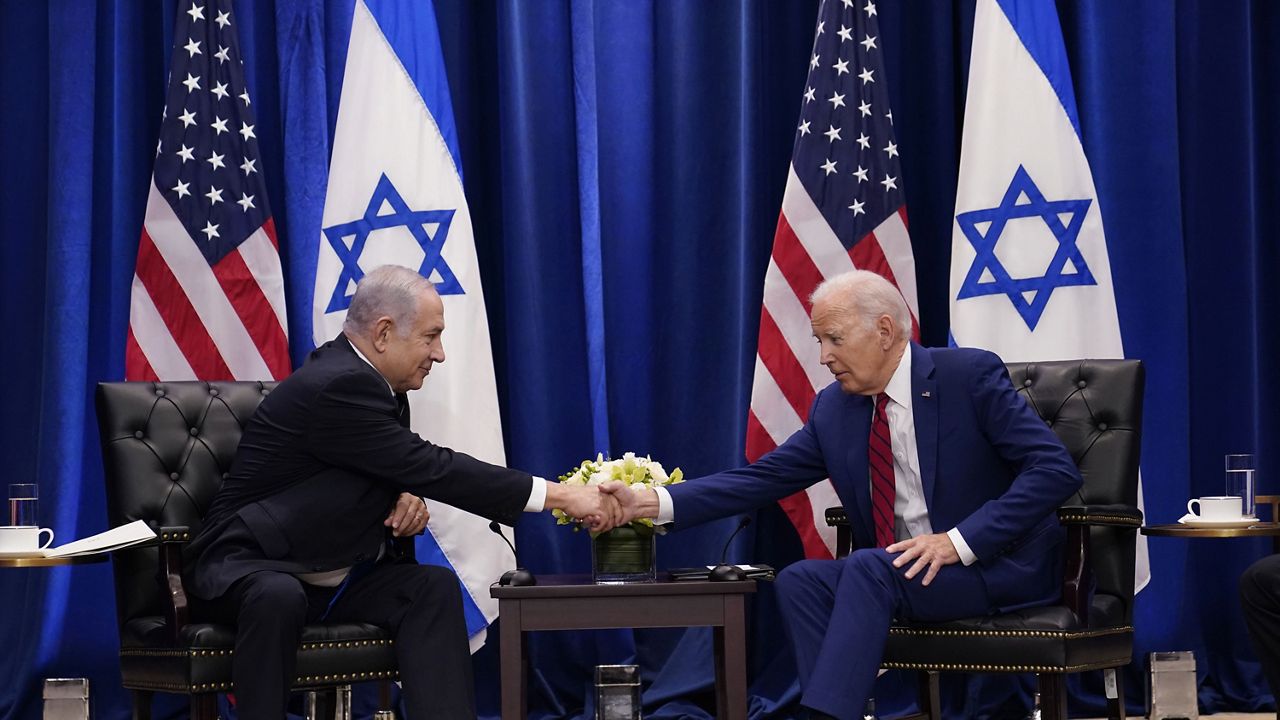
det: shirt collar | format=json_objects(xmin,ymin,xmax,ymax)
[
  {"xmin": 344, "ymin": 335, "xmax": 395, "ymax": 396},
  {"xmin": 882, "ymin": 343, "xmax": 912, "ymax": 412}
]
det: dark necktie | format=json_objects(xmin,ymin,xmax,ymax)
[
  {"xmin": 395, "ymin": 393, "xmax": 411, "ymax": 429},
  {"xmin": 868, "ymin": 393, "xmax": 896, "ymax": 548}
]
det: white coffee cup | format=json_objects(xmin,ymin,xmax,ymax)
[
  {"xmin": 1186, "ymin": 496, "xmax": 1244, "ymax": 521},
  {"xmin": 0, "ymin": 526, "xmax": 55, "ymax": 552}
]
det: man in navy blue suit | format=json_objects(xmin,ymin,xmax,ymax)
[{"xmin": 603, "ymin": 269, "xmax": 1083, "ymax": 719}]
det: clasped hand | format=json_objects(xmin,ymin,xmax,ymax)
[{"xmin": 551, "ymin": 484, "xmax": 627, "ymax": 532}]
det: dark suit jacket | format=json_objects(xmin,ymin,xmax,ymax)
[
  {"xmin": 669, "ymin": 343, "xmax": 1083, "ymax": 611},
  {"xmin": 187, "ymin": 335, "xmax": 533, "ymax": 599}
]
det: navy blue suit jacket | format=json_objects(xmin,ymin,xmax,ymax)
[{"xmin": 669, "ymin": 343, "xmax": 1083, "ymax": 611}]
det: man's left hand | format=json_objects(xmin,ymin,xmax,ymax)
[
  {"xmin": 386, "ymin": 493, "xmax": 429, "ymax": 537},
  {"xmin": 886, "ymin": 533, "xmax": 960, "ymax": 586}
]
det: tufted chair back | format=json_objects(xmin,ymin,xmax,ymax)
[
  {"xmin": 1006, "ymin": 359, "xmax": 1144, "ymax": 624},
  {"xmin": 96, "ymin": 381, "xmax": 275, "ymax": 627}
]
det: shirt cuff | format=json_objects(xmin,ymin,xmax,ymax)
[
  {"xmin": 524, "ymin": 477, "xmax": 548, "ymax": 512},
  {"xmin": 654, "ymin": 486, "xmax": 675, "ymax": 524},
  {"xmin": 947, "ymin": 527, "xmax": 977, "ymax": 566}
]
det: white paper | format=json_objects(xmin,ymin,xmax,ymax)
[{"xmin": 44, "ymin": 520, "xmax": 156, "ymax": 558}]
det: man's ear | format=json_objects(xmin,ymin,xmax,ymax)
[
  {"xmin": 372, "ymin": 316, "xmax": 395, "ymax": 352},
  {"xmin": 877, "ymin": 315, "xmax": 895, "ymax": 349}
]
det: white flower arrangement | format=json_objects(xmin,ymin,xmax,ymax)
[{"xmin": 554, "ymin": 452, "xmax": 684, "ymax": 532}]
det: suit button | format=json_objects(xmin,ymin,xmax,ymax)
[{"xmin": 354, "ymin": 554, "xmax": 367, "ymax": 562}]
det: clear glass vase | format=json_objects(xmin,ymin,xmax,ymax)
[{"xmin": 591, "ymin": 525, "xmax": 656, "ymax": 584}]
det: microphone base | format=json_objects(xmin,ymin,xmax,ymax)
[
  {"xmin": 499, "ymin": 568, "xmax": 537, "ymax": 587},
  {"xmin": 708, "ymin": 564, "xmax": 746, "ymax": 582}
]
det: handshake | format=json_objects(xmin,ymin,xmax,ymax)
[{"xmin": 544, "ymin": 481, "xmax": 655, "ymax": 533}]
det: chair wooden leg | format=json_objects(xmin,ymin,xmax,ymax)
[
  {"xmin": 1104, "ymin": 667, "xmax": 1126, "ymax": 720},
  {"xmin": 379, "ymin": 679, "xmax": 393, "ymax": 711},
  {"xmin": 131, "ymin": 690, "xmax": 153, "ymax": 720},
  {"xmin": 917, "ymin": 671, "xmax": 941, "ymax": 720},
  {"xmin": 1036, "ymin": 674, "xmax": 1068, "ymax": 720},
  {"xmin": 190, "ymin": 693, "xmax": 218, "ymax": 720}
]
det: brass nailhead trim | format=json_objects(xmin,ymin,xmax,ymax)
[
  {"xmin": 888, "ymin": 626, "xmax": 1132, "ymax": 639},
  {"xmin": 1059, "ymin": 514, "xmax": 1141, "ymax": 526},
  {"xmin": 882, "ymin": 660, "xmax": 1123, "ymax": 674}
]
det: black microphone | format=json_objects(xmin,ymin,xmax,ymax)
[
  {"xmin": 709, "ymin": 517, "xmax": 752, "ymax": 582},
  {"xmin": 489, "ymin": 521, "xmax": 536, "ymax": 586}
]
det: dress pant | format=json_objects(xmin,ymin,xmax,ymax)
[
  {"xmin": 1241, "ymin": 554, "xmax": 1280, "ymax": 710},
  {"xmin": 774, "ymin": 549, "xmax": 996, "ymax": 720},
  {"xmin": 193, "ymin": 559, "xmax": 473, "ymax": 720}
]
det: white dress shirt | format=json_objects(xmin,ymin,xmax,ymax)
[{"xmin": 655, "ymin": 348, "xmax": 977, "ymax": 565}]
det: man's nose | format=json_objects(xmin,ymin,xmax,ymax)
[{"xmin": 434, "ymin": 343, "xmax": 446, "ymax": 364}]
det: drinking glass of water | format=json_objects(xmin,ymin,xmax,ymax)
[
  {"xmin": 1226, "ymin": 454, "xmax": 1256, "ymax": 519},
  {"xmin": 8, "ymin": 483, "xmax": 38, "ymax": 527}
]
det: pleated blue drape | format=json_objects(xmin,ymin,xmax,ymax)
[{"xmin": 2, "ymin": 1, "xmax": 1278, "ymax": 718}]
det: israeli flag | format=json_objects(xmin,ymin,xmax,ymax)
[
  {"xmin": 948, "ymin": 0, "xmax": 1149, "ymax": 590},
  {"xmin": 313, "ymin": 0, "xmax": 513, "ymax": 650}
]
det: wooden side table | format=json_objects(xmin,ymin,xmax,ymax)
[
  {"xmin": 1141, "ymin": 522, "xmax": 1280, "ymax": 553},
  {"xmin": 490, "ymin": 574, "xmax": 756, "ymax": 720},
  {"xmin": 0, "ymin": 554, "xmax": 109, "ymax": 568}
]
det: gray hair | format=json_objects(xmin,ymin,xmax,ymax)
[
  {"xmin": 343, "ymin": 265, "xmax": 437, "ymax": 338},
  {"xmin": 810, "ymin": 270, "xmax": 911, "ymax": 342}
]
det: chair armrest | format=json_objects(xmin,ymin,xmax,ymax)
[
  {"xmin": 824, "ymin": 508, "xmax": 852, "ymax": 559},
  {"xmin": 157, "ymin": 526, "xmax": 191, "ymax": 645},
  {"xmin": 1057, "ymin": 504, "xmax": 1143, "ymax": 528},
  {"xmin": 1057, "ymin": 505, "xmax": 1140, "ymax": 627}
]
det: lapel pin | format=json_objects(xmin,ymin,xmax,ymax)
[{"xmin": 921, "ymin": 391, "xmax": 931, "ymax": 398}]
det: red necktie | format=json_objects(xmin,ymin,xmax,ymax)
[{"xmin": 868, "ymin": 393, "xmax": 896, "ymax": 548}]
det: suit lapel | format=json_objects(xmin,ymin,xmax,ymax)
[{"xmin": 912, "ymin": 343, "xmax": 939, "ymax": 512}]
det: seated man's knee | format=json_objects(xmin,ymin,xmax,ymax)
[
  {"xmin": 407, "ymin": 564, "xmax": 463, "ymax": 606},
  {"xmin": 842, "ymin": 548, "xmax": 896, "ymax": 585},
  {"xmin": 239, "ymin": 573, "xmax": 307, "ymax": 621},
  {"xmin": 1242, "ymin": 556, "xmax": 1280, "ymax": 607}
]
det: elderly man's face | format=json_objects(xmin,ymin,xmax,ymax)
[
  {"xmin": 382, "ymin": 292, "xmax": 446, "ymax": 393},
  {"xmin": 810, "ymin": 297, "xmax": 894, "ymax": 395}
]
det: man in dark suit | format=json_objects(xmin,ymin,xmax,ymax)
[
  {"xmin": 602, "ymin": 269, "xmax": 1082, "ymax": 719},
  {"xmin": 1241, "ymin": 556, "xmax": 1280, "ymax": 713},
  {"xmin": 187, "ymin": 265, "xmax": 614, "ymax": 720}
]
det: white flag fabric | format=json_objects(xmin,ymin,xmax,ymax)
[
  {"xmin": 949, "ymin": 0, "xmax": 1149, "ymax": 590},
  {"xmin": 312, "ymin": 0, "xmax": 512, "ymax": 650}
]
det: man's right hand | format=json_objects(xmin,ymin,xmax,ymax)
[
  {"xmin": 545, "ymin": 483, "xmax": 623, "ymax": 531},
  {"xmin": 598, "ymin": 481, "xmax": 658, "ymax": 529}
]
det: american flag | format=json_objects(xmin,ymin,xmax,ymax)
[
  {"xmin": 126, "ymin": 0, "xmax": 288, "ymax": 382},
  {"xmin": 748, "ymin": 0, "xmax": 919, "ymax": 558}
]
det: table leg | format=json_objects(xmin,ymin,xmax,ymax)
[
  {"xmin": 712, "ymin": 595, "xmax": 748, "ymax": 720},
  {"xmin": 499, "ymin": 600, "xmax": 528, "ymax": 720}
]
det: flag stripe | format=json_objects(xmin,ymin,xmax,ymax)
[
  {"xmin": 128, "ymin": 277, "xmax": 198, "ymax": 381},
  {"xmin": 756, "ymin": 309, "xmax": 818, "ymax": 421},
  {"xmin": 778, "ymin": 490, "xmax": 835, "ymax": 561},
  {"xmin": 770, "ymin": 215, "xmax": 826, "ymax": 314},
  {"xmin": 780, "ymin": 169, "xmax": 857, "ymax": 280},
  {"xmin": 873, "ymin": 208, "xmax": 920, "ymax": 319},
  {"xmin": 762, "ymin": 259, "xmax": 829, "ymax": 391},
  {"xmin": 238, "ymin": 219, "xmax": 289, "ymax": 333},
  {"xmin": 134, "ymin": 232, "xmax": 234, "ymax": 379},
  {"xmin": 125, "ymin": 326, "xmax": 161, "ymax": 382},
  {"xmin": 748, "ymin": 360, "xmax": 805, "ymax": 448},
  {"xmin": 210, "ymin": 247, "xmax": 289, "ymax": 379}
]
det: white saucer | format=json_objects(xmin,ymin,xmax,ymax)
[
  {"xmin": 1178, "ymin": 517, "xmax": 1259, "ymax": 529},
  {"xmin": 0, "ymin": 549, "xmax": 49, "ymax": 558}
]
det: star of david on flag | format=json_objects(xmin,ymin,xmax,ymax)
[
  {"xmin": 322, "ymin": 173, "xmax": 462, "ymax": 315},
  {"xmin": 955, "ymin": 165, "xmax": 1096, "ymax": 331}
]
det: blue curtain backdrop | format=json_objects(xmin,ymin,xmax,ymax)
[{"xmin": 0, "ymin": 0, "xmax": 1276, "ymax": 718}]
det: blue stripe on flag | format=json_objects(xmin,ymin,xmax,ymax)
[
  {"xmin": 993, "ymin": 0, "xmax": 1083, "ymax": 141},
  {"xmin": 416, "ymin": 528, "xmax": 489, "ymax": 638},
  {"xmin": 363, "ymin": 0, "xmax": 464, "ymax": 180}
]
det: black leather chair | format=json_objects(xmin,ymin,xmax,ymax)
[
  {"xmin": 96, "ymin": 381, "xmax": 406, "ymax": 720},
  {"xmin": 826, "ymin": 359, "xmax": 1144, "ymax": 720}
]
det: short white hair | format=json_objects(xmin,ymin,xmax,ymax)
[
  {"xmin": 810, "ymin": 270, "xmax": 911, "ymax": 341},
  {"xmin": 343, "ymin": 265, "xmax": 436, "ymax": 338}
]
